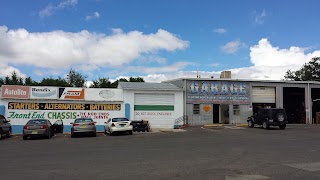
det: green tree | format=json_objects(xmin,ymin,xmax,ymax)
[
  {"xmin": 25, "ymin": 77, "xmax": 39, "ymax": 86},
  {"xmin": 3, "ymin": 71, "xmax": 24, "ymax": 85},
  {"xmin": 0, "ymin": 77, "xmax": 4, "ymax": 86},
  {"xmin": 40, "ymin": 77, "xmax": 71, "ymax": 87},
  {"xmin": 129, "ymin": 77, "xmax": 145, "ymax": 82},
  {"xmin": 90, "ymin": 77, "xmax": 112, "ymax": 88},
  {"xmin": 67, "ymin": 68, "xmax": 87, "ymax": 87},
  {"xmin": 111, "ymin": 78, "xmax": 129, "ymax": 88},
  {"xmin": 285, "ymin": 57, "xmax": 320, "ymax": 81}
]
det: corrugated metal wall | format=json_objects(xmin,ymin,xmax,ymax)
[
  {"xmin": 252, "ymin": 87, "xmax": 276, "ymax": 103},
  {"xmin": 186, "ymin": 103, "xmax": 213, "ymax": 125}
]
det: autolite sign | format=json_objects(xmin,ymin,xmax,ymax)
[
  {"xmin": 59, "ymin": 88, "xmax": 84, "ymax": 100},
  {"xmin": 30, "ymin": 86, "xmax": 58, "ymax": 99},
  {"xmin": 1, "ymin": 85, "xmax": 30, "ymax": 99}
]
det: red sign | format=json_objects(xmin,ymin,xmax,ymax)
[{"xmin": 1, "ymin": 85, "xmax": 30, "ymax": 99}]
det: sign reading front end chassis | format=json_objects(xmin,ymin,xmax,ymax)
[{"xmin": 186, "ymin": 81, "xmax": 251, "ymax": 104}]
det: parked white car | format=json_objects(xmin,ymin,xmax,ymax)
[{"xmin": 104, "ymin": 117, "xmax": 133, "ymax": 135}]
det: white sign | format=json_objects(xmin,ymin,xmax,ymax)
[
  {"xmin": 134, "ymin": 111, "xmax": 174, "ymax": 128},
  {"xmin": 6, "ymin": 109, "xmax": 124, "ymax": 126},
  {"xmin": 85, "ymin": 89, "xmax": 123, "ymax": 101},
  {"xmin": 30, "ymin": 86, "xmax": 58, "ymax": 99}
]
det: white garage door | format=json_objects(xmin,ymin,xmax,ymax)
[
  {"xmin": 134, "ymin": 93, "xmax": 174, "ymax": 129},
  {"xmin": 252, "ymin": 87, "xmax": 276, "ymax": 103}
]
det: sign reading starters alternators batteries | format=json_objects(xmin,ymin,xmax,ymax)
[
  {"xmin": 187, "ymin": 81, "xmax": 250, "ymax": 104},
  {"xmin": 6, "ymin": 102, "xmax": 123, "ymax": 125}
]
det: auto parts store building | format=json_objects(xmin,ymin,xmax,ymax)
[{"xmin": 0, "ymin": 83, "xmax": 184, "ymax": 134}]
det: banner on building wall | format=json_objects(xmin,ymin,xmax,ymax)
[
  {"xmin": 59, "ymin": 88, "xmax": 84, "ymax": 100},
  {"xmin": 186, "ymin": 81, "xmax": 251, "ymax": 104},
  {"xmin": 1, "ymin": 85, "xmax": 30, "ymax": 99},
  {"xmin": 30, "ymin": 86, "xmax": 58, "ymax": 99},
  {"xmin": 6, "ymin": 102, "xmax": 123, "ymax": 125},
  {"xmin": 85, "ymin": 89, "xmax": 123, "ymax": 101}
]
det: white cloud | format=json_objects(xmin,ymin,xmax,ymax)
[
  {"xmin": 85, "ymin": 11, "xmax": 100, "ymax": 21},
  {"xmin": 133, "ymin": 38, "xmax": 320, "ymax": 82},
  {"xmin": 213, "ymin": 28, "xmax": 226, "ymax": 33},
  {"xmin": 254, "ymin": 9, "xmax": 267, "ymax": 24},
  {"xmin": 221, "ymin": 39, "xmax": 245, "ymax": 54},
  {"xmin": 138, "ymin": 55, "xmax": 167, "ymax": 64},
  {"xmin": 0, "ymin": 26, "xmax": 189, "ymax": 70},
  {"xmin": 39, "ymin": 0, "xmax": 78, "ymax": 17}
]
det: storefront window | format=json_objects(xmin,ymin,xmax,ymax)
[{"xmin": 193, "ymin": 104, "xmax": 200, "ymax": 114}]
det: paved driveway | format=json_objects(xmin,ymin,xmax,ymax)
[{"xmin": 1, "ymin": 125, "xmax": 320, "ymax": 180}]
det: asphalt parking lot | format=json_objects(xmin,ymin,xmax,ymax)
[{"xmin": 1, "ymin": 125, "xmax": 320, "ymax": 180}]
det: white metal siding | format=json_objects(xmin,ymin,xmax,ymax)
[
  {"xmin": 252, "ymin": 87, "xmax": 276, "ymax": 103},
  {"xmin": 134, "ymin": 93, "xmax": 174, "ymax": 105},
  {"xmin": 134, "ymin": 93, "xmax": 175, "ymax": 129}
]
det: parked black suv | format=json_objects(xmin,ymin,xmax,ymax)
[
  {"xmin": 247, "ymin": 108, "xmax": 288, "ymax": 129},
  {"xmin": 0, "ymin": 115, "xmax": 12, "ymax": 139}
]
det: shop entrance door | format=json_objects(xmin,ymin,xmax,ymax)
[{"xmin": 212, "ymin": 104, "xmax": 220, "ymax": 123}]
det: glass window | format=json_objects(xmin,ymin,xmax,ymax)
[
  {"xmin": 233, "ymin": 105, "xmax": 240, "ymax": 115},
  {"xmin": 75, "ymin": 118, "xmax": 93, "ymax": 123},
  {"xmin": 27, "ymin": 120, "xmax": 47, "ymax": 124},
  {"xmin": 193, "ymin": 104, "xmax": 200, "ymax": 114},
  {"xmin": 112, "ymin": 118, "xmax": 129, "ymax": 122}
]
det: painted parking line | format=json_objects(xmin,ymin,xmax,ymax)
[
  {"xmin": 285, "ymin": 162, "xmax": 320, "ymax": 172},
  {"xmin": 225, "ymin": 175, "xmax": 269, "ymax": 180}
]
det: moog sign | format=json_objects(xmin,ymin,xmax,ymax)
[
  {"xmin": 30, "ymin": 86, "xmax": 58, "ymax": 99},
  {"xmin": 59, "ymin": 88, "xmax": 85, "ymax": 100}
]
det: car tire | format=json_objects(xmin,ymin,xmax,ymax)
[
  {"xmin": 23, "ymin": 135, "xmax": 27, "ymax": 140},
  {"xmin": 262, "ymin": 121, "xmax": 269, "ymax": 129},
  {"xmin": 0, "ymin": 129, "xmax": 3, "ymax": 139},
  {"xmin": 128, "ymin": 130, "xmax": 133, "ymax": 135},
  {"xmin": 92, "ymin": 133, "xmax": 96, "ymax": 137},
  {"xmin": 276, "ymin": 113, "xmax": 285, "ymax": 122},
  {"xmin": 279, "ymin": 124, "xmax": 286, "ymax": 130},
  {"xmin": 109, "ymin": 131, "xmax": 113, "ymax": 136},
  {"xmin": 46, "ymin": 130, "xmax": 51, "ymax": 139},
  {"xmin": 71, "ymin": 131, "xmax": 75, "ymax": 138},
  {"xmin": 248, "ymin": 120, "xmax": 254, "ymax": 128}
]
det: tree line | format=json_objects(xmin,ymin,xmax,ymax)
[
  {"xmin": 0, "ymin": 68, "xmax": 144, "ymax": 88},
  {"xmin": 1, "ymin": 56, "xmax": 319, "ymax": 87}
]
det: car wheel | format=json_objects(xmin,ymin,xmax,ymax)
[
  {"xmin": 0, "ymin": 129, "xmax": 3, "ymax": 139},
  {"xmin": 279, "ymin": 124, "xmax": 286, "ymax": 130},
  {"xmin": 262, "ymin": 121, "xmax": 269, "ymax": 129},
  {"xmin": 92, "ymin": 133, "xmax": 97, "ymax": 137},
  {"xmin": 46, "ymin": 130, "xmax": 51, "ymax": 139},
  {"xmin": 248, "ymin": 121, "xmax": 254, "ymax": 128},
  {"xmin": 128, "ymin": 130, "xmax": 133, "ymax": 135},
  {"xmin": 7, "ymin": 128, "xmax": 12, "ymax": 138},
  {"xmin": 23, "ymin": 135, "xmax": 27, "ymax": 140},
  {"xmin": 71, "ymin": 131, "xmax": 75, "ymax": 138}
]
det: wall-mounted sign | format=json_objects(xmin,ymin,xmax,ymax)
[
  {"xmin": 85, "ymin": 89, "xmax": 123, "ymax": 101},
  {"xmin": 59, "ymin": 88, "xmax": 84, "ymax": 100},
  {"xmin": 30, "ymin": 86, "xmax": 58, "ymax": 99},
  {"xmin": 1, "ymin": 85, "xmax": 30, "ymax": 99},
  {"xmin": 187, "ymin": 81, "xmax": 250, "ymax": 104},
  {"xmin": 8, "ymin": 102, "xmax": 121, "ymax": 111}
]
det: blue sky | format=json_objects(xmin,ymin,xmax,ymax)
[{"xmin": 1, "ymin": 0, "xmax": 320, "ymax": 83}]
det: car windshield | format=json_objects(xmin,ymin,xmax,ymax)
[
  {"xmin": 75, "ymin": 118, "xmax": 93, "ymax": 123},
  {"xmin": 112, "ymin": 118, "xmax": 129, "ymax": 122},
  {"xmin": 27, "ymin": 120, "xmax": 47, "ymax": 124}
]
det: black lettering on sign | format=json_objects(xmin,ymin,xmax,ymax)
[{"xmin": 8, "ymin": 102, "xmax": 121, "ymax": 111}]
